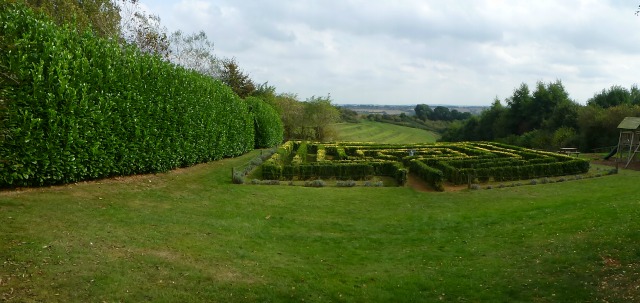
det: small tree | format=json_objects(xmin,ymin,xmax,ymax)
[
  {"xmin": 169, "ymin": 30, "xmax": 217, "ymax": 76},
  {"xmin": 303, "ymin": 95, "xmax": 340, "ymax": 141},
  {"xmin": 119, "ymin": 1, "xmax": 171, "ymax": 58},
  {"xmin": 218, "ymin": 57, "xmax": 256, "ymax": 98},
  {"xmin": 271, "ymin": 93, "xmax": 305, "ymax": 140}
]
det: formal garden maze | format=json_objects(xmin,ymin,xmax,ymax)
[{"xmin": 245, "ymin": 141, "xmax": 590, "ymax": 191}]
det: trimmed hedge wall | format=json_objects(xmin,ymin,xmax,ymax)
[
  {"xmin": 245, "ymin": 96, "xmax": 283, "ymax": 148},
  {"xmin": 409, "ymin": 160, "xmax": 444, "ymax": 191},
  {"xmin": 261, "ymin": 152, "xmax": 407, "ymax": 185},
  {"xmin": 0, "ymin": 3, "xmax": 254, "ymax": 187}
]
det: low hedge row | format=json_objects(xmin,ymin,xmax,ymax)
[
  {"xmin": 261, "ymin": 160, "xmax": 407, "ymax": 184},
  {"xmin": 446, "ymin": 159, "xmax": 590, "ymax": 185},
  {"xmin": 408, "ymin": 159, "xmax": 444, "ymax": 191}
]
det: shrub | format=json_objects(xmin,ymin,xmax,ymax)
[
  {"xmin": 261, "ymin": 180, "xmax": 281, "ymax": 185},
  {"xmin": 364, "ymin": 181, "xmax": 384, "ymax": 187},
  {"xmin": 232, "ymin": 172, "xmax": 245, "ymax": 184},
  {"xmin": 316, "ymin": 145, "xmax": 326, "ymax": 162},
  {"xmin": 336, "ymin": 180, "xmax": 357, "ymax": 187},
  {"xmin": 304, "ymin": 180, "xmax": 326, "ymax": 187},
  {"xmin": 250, "ymin": 157, "xmax": 264, "ymax": 166}
]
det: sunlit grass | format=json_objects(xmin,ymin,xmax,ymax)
[{"xmin": 334, "ymin": 121, "xmax": 439, "ymax": 143}]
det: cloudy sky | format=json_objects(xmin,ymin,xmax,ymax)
[{"xmin": 138, "ymin": 0, "xmax": 640, "ymax": 105}]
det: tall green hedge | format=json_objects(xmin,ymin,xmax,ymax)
[
  {"xmin": 0, "ymin": 3, "xmax": 254, "ymax": 187},
  {"xmin": 245, "ymin": 96, "xmax": 283, "ymax": 148}
]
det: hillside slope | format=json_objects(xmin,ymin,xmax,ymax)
[{"xmin": 334, "ymin": 121, "xmax": 440, "ymax": 143}]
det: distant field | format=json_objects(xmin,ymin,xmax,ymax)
[{"xmin": 334, "ymin": 120, "xmax": 439, "ymax": 143}]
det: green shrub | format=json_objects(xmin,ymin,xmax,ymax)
[
  {"xmin": 336, "ymin": 180, "xmax": 357, "ymax": 187},
  {"xmin": 364, "ymin": 181, "xmax": 384, "ymax": 187},
  {"xmin": 304, "ymin": 180, "xmax": 326, "ymax": 187},
  {"xmin": 232, "ymin": 172, "xmax": 245, "ymax": 184}
]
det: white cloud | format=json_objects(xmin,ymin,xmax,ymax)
[{"xmin": 139, "ymin": 0, "xmax": 640, "ymax": 105}]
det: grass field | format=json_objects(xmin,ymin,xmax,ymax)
[
  {"xmin": 333, "ymin": 121, "xmax": 439, "ymax": 143},
  {"xmin": 1, "ymin": 148, "xmax": 639, "ymax": 302}
]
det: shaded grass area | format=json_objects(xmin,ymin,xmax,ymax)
[
  {"xmin": 334, "ymin": 121, "xmax": 439, "ymax": 143},
  {"xmin": 1, "ymin": 150, "xmax": 639, "ymax": 302}
]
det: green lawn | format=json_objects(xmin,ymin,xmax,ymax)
[
  {"xmin": 1, "ymin": 150, "xmax": 639, "ymax": 302},
  {"xmin": 334, "ymin": 121, "xmax": 439, "ymax": 143}
]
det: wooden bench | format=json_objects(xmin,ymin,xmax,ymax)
[{"xmin": 559, "ymin": 147, "xmax": 580, "ymax": 157}]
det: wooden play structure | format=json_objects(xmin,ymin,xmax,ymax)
[{"xmin": 615, "ymin": 117, "xmax": 640, "ymax": 168}]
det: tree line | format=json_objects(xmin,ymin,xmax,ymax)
[
  {"xmin": 441, "ymin": 80, "xmax": 640, "ymax": 152},
  {"xmin": 414, "ymin": 104, "xmax": 472, "ymax": 122}
]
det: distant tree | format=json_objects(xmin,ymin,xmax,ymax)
[
  {"xmin": 505, "ymin": 83, "xmax": 533, "ymax": 135},
  {"xmin": 251, "ymin": 82, "xmax": 278, "ymax": 106},
  {"xmin": 528, "ymin": 80, "xmax": 571, "ymax": 130},
  {"xmin": 338, "ymin": 107, "xmax": 360, "ymax": 123},
  {"xmin": 449, "ymin": 109, "xmax": 471, "ymax": 121},
  {"xmin": 473, "ymin": 98, "xmax": 506, "ymax": 140},
  {"xmin": 414, "ymin": 104, "xmax": 432, "ymax": 121},
  {"xmin": 119, "ymin": 0, "xmax": 171, "ymax": 58},
  {"xmin": 303, "ymin": 95, "xmax": 340, "ymax": 141},
  {"xmin": 169, "ymin": 30, "xmax": 217, "ymax": 76},
  {"xmin": 272, "ymin": 93, "xmax": 305, "ymax": 140},
  {"xmin": 587, "ymin": 85, "xmax": 632, "ymax": 108},
  {"xmin": 631, "ymin": 85, "xmax": 640, "ymax": 105},
  {"xmin": 543, "ymin": 98, "xmax": 580, "ymax": 131},
  {"xmin": 218, "ymin": 57, "xmax": 256, "ymax": 98},
  {"xmin": 431, "ymin": 106, "xmax": 451, "ymax": 121}
]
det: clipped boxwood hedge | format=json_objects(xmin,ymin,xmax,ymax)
[{"xmin": 0, "ymin": 3, "xmax": 254, "ymax": 187}]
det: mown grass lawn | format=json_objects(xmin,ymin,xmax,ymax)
[
  {"xmin": 333, "ymin": 121, "xmax": 439, "ymax": 143},
  {"xmin": 1, "ymin": 148, "xmax": 639, "ymax": 302}
]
